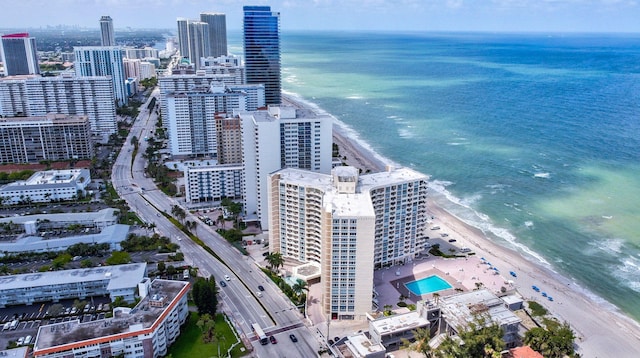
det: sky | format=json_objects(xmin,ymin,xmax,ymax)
[{"xmin": 1, "ymin": 0, "xmax": 640, "ymax": 33}]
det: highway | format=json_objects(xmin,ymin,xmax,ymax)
[{"xmin": 111, "ymin": 88, "xmax": 320, "ymax": 357}]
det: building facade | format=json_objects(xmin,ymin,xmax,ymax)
[
  {"xmin": 0, "ymin": 263, "xmax": 147, "ymax": 307},
  {"xmin": 268, "ymin": 166, "xmax": 430, "ymax": 319},
  {"xmin": 243, "ymin": 6, "xmax": 281, "ymax": 105},
  {"xmin": 0, "ymin": 33, "xmax": 39, "ymax": 76},
  {"xmin": 32, "ymin": 279, "xmax": 189, "ymax": 358},
  {"xmin": 74, "ymin": 46, "xmax": 128, "ymax": 106},
  {"xmin": 184, "ymin": 163, "xmax": 244, "ymax": 204},
  {"xmin": 242, "ymin": 106, "xmax": 333, "ymax": 227},
  {"xmin": 0, "ymin": 114, "xmax": 93, "ymax": 163},
  {"xmin": 200, "ymin": 12, "xmax": 227, "ymax": 58},
  {"xmin": 99, "ymin": 16, "xmax": 116, "ymax": 46},
  {"xmin": 216, "ymin": 116, "xmax": 243, "ymax": 165},
  {"xmin": 0, "ymin": 168, "xmax": 91, "ymax": 205},
  {"xmin": 165, "ymin": 83, "xmax": 264, "ymax": 157},
  {"xmin": 176, "ymin": 17, "xmax": 190, "ymax": 59},
  {"xmin": 187, "ymin": 21, "xmax": 210, "ymax": 70}
]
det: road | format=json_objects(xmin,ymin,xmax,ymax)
[{"xmin": 111, "ymin": 88, "xmax": 321, "ymax": 357}]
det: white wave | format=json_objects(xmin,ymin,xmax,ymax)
[
  {"xmin": 386, "ymin": 115, "xmax": 399, "ymax": 119},
  {"xmin": 602, "ymin": 215, "xmax": 613, "ymax": 220},
  {"xmin": 346, "ymin": 95, "xmax": 364, "ymax": 100},
  {"xmin": 398, "ymin": 128, "xmax": 414, "ymax": 138},
  {"xmin": 524, "ymin": 221, "xmax": 534, "ymax": 229},
  {"xmin": 460, "ymin": 193, "xmax": 482, "ymax": 207},
  {"xmin": 447, "ymin": 142, "xmax": 468, "ymax": 146},
  {"xmin": 534, "ymin": 172, "xmax": 551, "ymax": 178},
  {"xmin": 611, "ymin": 257, "xmax": 640, "ymax": 293},
  {"xmin": 599, "ymin": 238, "xmax": 624, "ymax": 254}
]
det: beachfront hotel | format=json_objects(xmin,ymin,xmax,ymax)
[
  {"xmin": 32, "ymin": 279, "xmax": 189, "ymax": 358},
  {"xmin": 268, "ymin": 165, "xmax": 430, "ymax": 319},
  {"xmin": 242, "ymin": 106, "xmax": 333, "ymax": 227}
]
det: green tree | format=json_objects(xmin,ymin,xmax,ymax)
[
  {"xmin": 157, "ymin": 261, "xmax": 166, "ymax": 273},
  {"xmin": 196, "ymin": 313, "xmax": 216, "ymax": 343},
  {"xmin": 80, "ymin": 259, "xmax": 94, "ymax": 268},
  {"xmin": 435, "ymin": 315, "xmax": 505, "ymax": 358},
  {"xmin": 192, "ymin": 276, "xmax": 218, "ymax": 316},
  {"xmin": 171, "ymin": 205, "xmax": 186, "ymax": 223},
  {"xmin": 524, "ymin": 322, "xmax": 577, "ymax": 358},
  {"xmin": 265, "ymin": 252, "xmax": 284, "ymax": 272},
  {"xmin": 52, "ymin": 253, "xmax": 72, "ymax": 269},
  {"xmin": 105, "ymin": 251, "xmax": 131, "ymax": 265},
  {"xmin": 401, "ymin": 327, "xmax": 434, "ymax": 358}
]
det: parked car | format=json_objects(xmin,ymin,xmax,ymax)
[
  {"xmin": 224, "ymin": 275, "xmax": 231, "ymax": 281},
  {"xmin": 258, "ymin": 285, "xmax": 265, "ymax": 291},
  {"xmin": 448, "ymin": 238, "xmax": 457, "ymax": 243},
  {"xmin": 289, "ymin": 334, "xmax": 298, "ymax": 342},
  {"xmin": 269, "ymin": 335, "xmax": 277, "ymax": 344},
  {"xmin": 219, "ymin": 280, "xmax": 227, "ymax": 287}
]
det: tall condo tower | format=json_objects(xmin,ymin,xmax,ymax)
[
  {"xmin": 200, "ymin": 12, "xmax": 228, "ymax": 58},
  {"xmin": 74, "ymin": 46, "xmax": 128, "ymax": 107},
  {"xmin": 176, "ymin": 18, "xmax": 190, "ymax": 59},
  {"xmin": 243, "ymin": 6, "xmax": 281, "ymax": 105},
  {"xmin": 0, "ymin": 33, "xmax": 40, "ymax": 76},
  {"xmin": 187, "ymin": 21, "xmax": 210, "ymax": 70},
  {"xmin": 99, "ymin": 15, "xmax": 116, "ymax": 46}
]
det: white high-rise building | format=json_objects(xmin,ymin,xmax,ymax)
[
  {"xmin": 240, "ymin": 106, "xmax": 332, "ymax": 227},
  {"xmin": 0, "ymin": 75, "xmax": 117, "ymax": 141},
  {"xmin": 99, "ymin": 15, "xmax": 115, "ymax": 46},
  {"xmin": 187, "ymin": 21, "xmax": 210, "ymax": 70},
  {"xmin": 166, "ymin": 83, "xmax": 264, "ymax": 157},
  {"xmin": 268, "ymin": 166, "xmax": 430, "ymax": 320},
  {"xmin": 74, "ymin": 46, "xmax": 128, "ymax": 106},
  {"xmin": 184, "ymin": 162, "xmax": 244, "ymax": 204}
]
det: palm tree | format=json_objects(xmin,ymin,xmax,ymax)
[
  {"xmin": 292, "ymin": 278, "xmax": 308, "ymax": 297},
  {"xmin": 401, "ymin": 327, "xmax": 434, "ymax": 358},
  {"xmin": 265, "ymin": 252, "xmax": 284, "ymax": 272}
]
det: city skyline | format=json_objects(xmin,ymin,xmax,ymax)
[{"xmin": 1, "ymin": 0, "xmax": 640, "ymax": 33}]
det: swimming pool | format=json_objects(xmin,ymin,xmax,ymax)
[{"xmin": 405, "ymin": 275, "xmax": 452, "ymax": 295}]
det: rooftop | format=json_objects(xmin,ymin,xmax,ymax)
[
  {"xmin": 344, "ymin": 333, "xmax": 386, "ymax": 357},
  {"xmin": 0, "ymin": 208, "xmax": 119, "ymax": 225},
  {"xmin": 0, "ymin": 262, "xmax": 146, "ymax": 291},
  {"xmin": 369, "ymin": 311, "xmax": 429, "ymax": 336},
  {"xmin": 34, "ymin": 279, "xmax": 189, "ymax": 352},
  {"xmin": 438, "ymin": 289, "xmax": 521, "ymax": 330}
]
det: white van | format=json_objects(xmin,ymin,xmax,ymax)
[{"xmin": 24, "ymin": 335, "xmax": 32, "ymax": 345}]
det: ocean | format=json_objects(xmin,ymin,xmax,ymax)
[{"xmin": 231, "ymin": 31, "xmax": 640, "ymax": 322}]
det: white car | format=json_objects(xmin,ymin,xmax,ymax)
[
  {"xmin": 17, "ymin": 337, "xmax": 24, "ymax": 345},
  {"xmin": 224, "ymin": 275, "xmax": 231, "ymax": 281}
]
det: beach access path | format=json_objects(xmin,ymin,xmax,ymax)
[{"xmin": 282, "ymin": 94, "xmax": 640, "ymax": 356}]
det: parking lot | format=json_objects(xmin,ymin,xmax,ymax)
[{"xmin": 0, "ymin": 296, "xmax": 111, "ymax": 349}]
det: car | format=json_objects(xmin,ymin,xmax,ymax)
[
  {"xmin": 24, "ymin": 335, "xmax": 32, "ymax": 345},
  {"xmin": 441, "ymin": 233, "xmax": 449, "ymax": 237},
  {"xmin": 17, "ymin": 337, "xmax": 24, "ymax": 345},
  {"xmin": 269, "ymin": 335, "xmax": 277, "ymax": 344},
  {"xmin": 448, "ymin": 239, "xmax": 457, "ymax": 243},
  {"xmin": 289, "ymin": 334, "xmax": 298, "ymax": 342},
  {"xmin": 258, "ymin": 285, "xmax": 265, "ymax": 291},
  {"xmin": 219, "ymin": 280, "xmax": 227, "ymax": 287},
  {"xmin": 224, "ymin": 275, "xmax": 230, "ymax": 281},
  {"xmin": 256, "ymin": 291, "xmax": 263, "ymax": 298},
  {"xmin": 334, "ymin": 336, "xmax": 340, "ymax": 343},
  {"xmin": 328, "ymin": 339, "xmax": 334, "ymax": 345},
  {"xmin": 430, "ymin": 226, "xmax": 441, "ymax": 230}
]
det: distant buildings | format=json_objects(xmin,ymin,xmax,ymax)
[
  {"xmin": 0, "ymin": 74, "xmax": 117, "ymax": 141},
  {"xmin": 268, "ymin": 165, "xmax": 429, "ymax": 319},
  {"xmin": 0, "ymin": 168, "xmax": 91, "ymax": 205},
  {"xmin": 242, "ymin": 106, "xmax": 333, "ymax": 227},
  {"xmin": 74, "ymin": 46, "xmax": 128, "ymax": 106},
  {"xmin": 0, "ymin": 114, "xmax": 94, "ymax": 163},
  {"xmin": 0, "ymin": 33, "xmax": 40, "ymax": 76},
  {"xmin": 99, "ymin": 15, "xmax": 116, "ymax": 46},
  {"xmin": 243, "ymin": 6, "xmax": 281, "ymax": 105},
  {"xmin": 200, "ymin": 12, "xmax": 228, "ymax": 58},
  {"xmin": 123, "ymin": 58, "xmax": 157, "ymax": 80},
  {"xmin": 176, "ymin": 17, "xmax": 190, "ymax": 59},
  {"xmin": 187, "ymin": 21, "xmax": 209, "ymax": 71},
  {"xmin": 32, "ymin": 278, "xmax": 189, "ymax": 358}
]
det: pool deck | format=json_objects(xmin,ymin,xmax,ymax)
[{"xmin": 374, "ymin": 255, "xmax": 509, "ymax": 308}]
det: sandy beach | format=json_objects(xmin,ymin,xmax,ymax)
[{"xmin": 283, "ymin": 94, "xmax": 640, "ymax": 357}]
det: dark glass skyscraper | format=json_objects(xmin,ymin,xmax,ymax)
[
  {"xmin": 200, "ymin": 12, "xmax": 228, "ymax": 58},
  {"xmin": 0, "ymin": 33, "xmax": 39, "ymax": 76},
  {"xmin": 243, "ymin": 6, "xmax": 281, "ymax": 105}
]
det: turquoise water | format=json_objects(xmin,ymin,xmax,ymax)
[
  {"xmin": 405, "ymin": 275, "xmax": 453, "ymax": 295},
  {"xmin": 229, "ymin": 31, "xmax": 640, "ymax": 323}
]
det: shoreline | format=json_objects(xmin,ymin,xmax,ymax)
[{"xmin": 283, "ymin": 93, "xmax": 640, "ymax": 356}]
